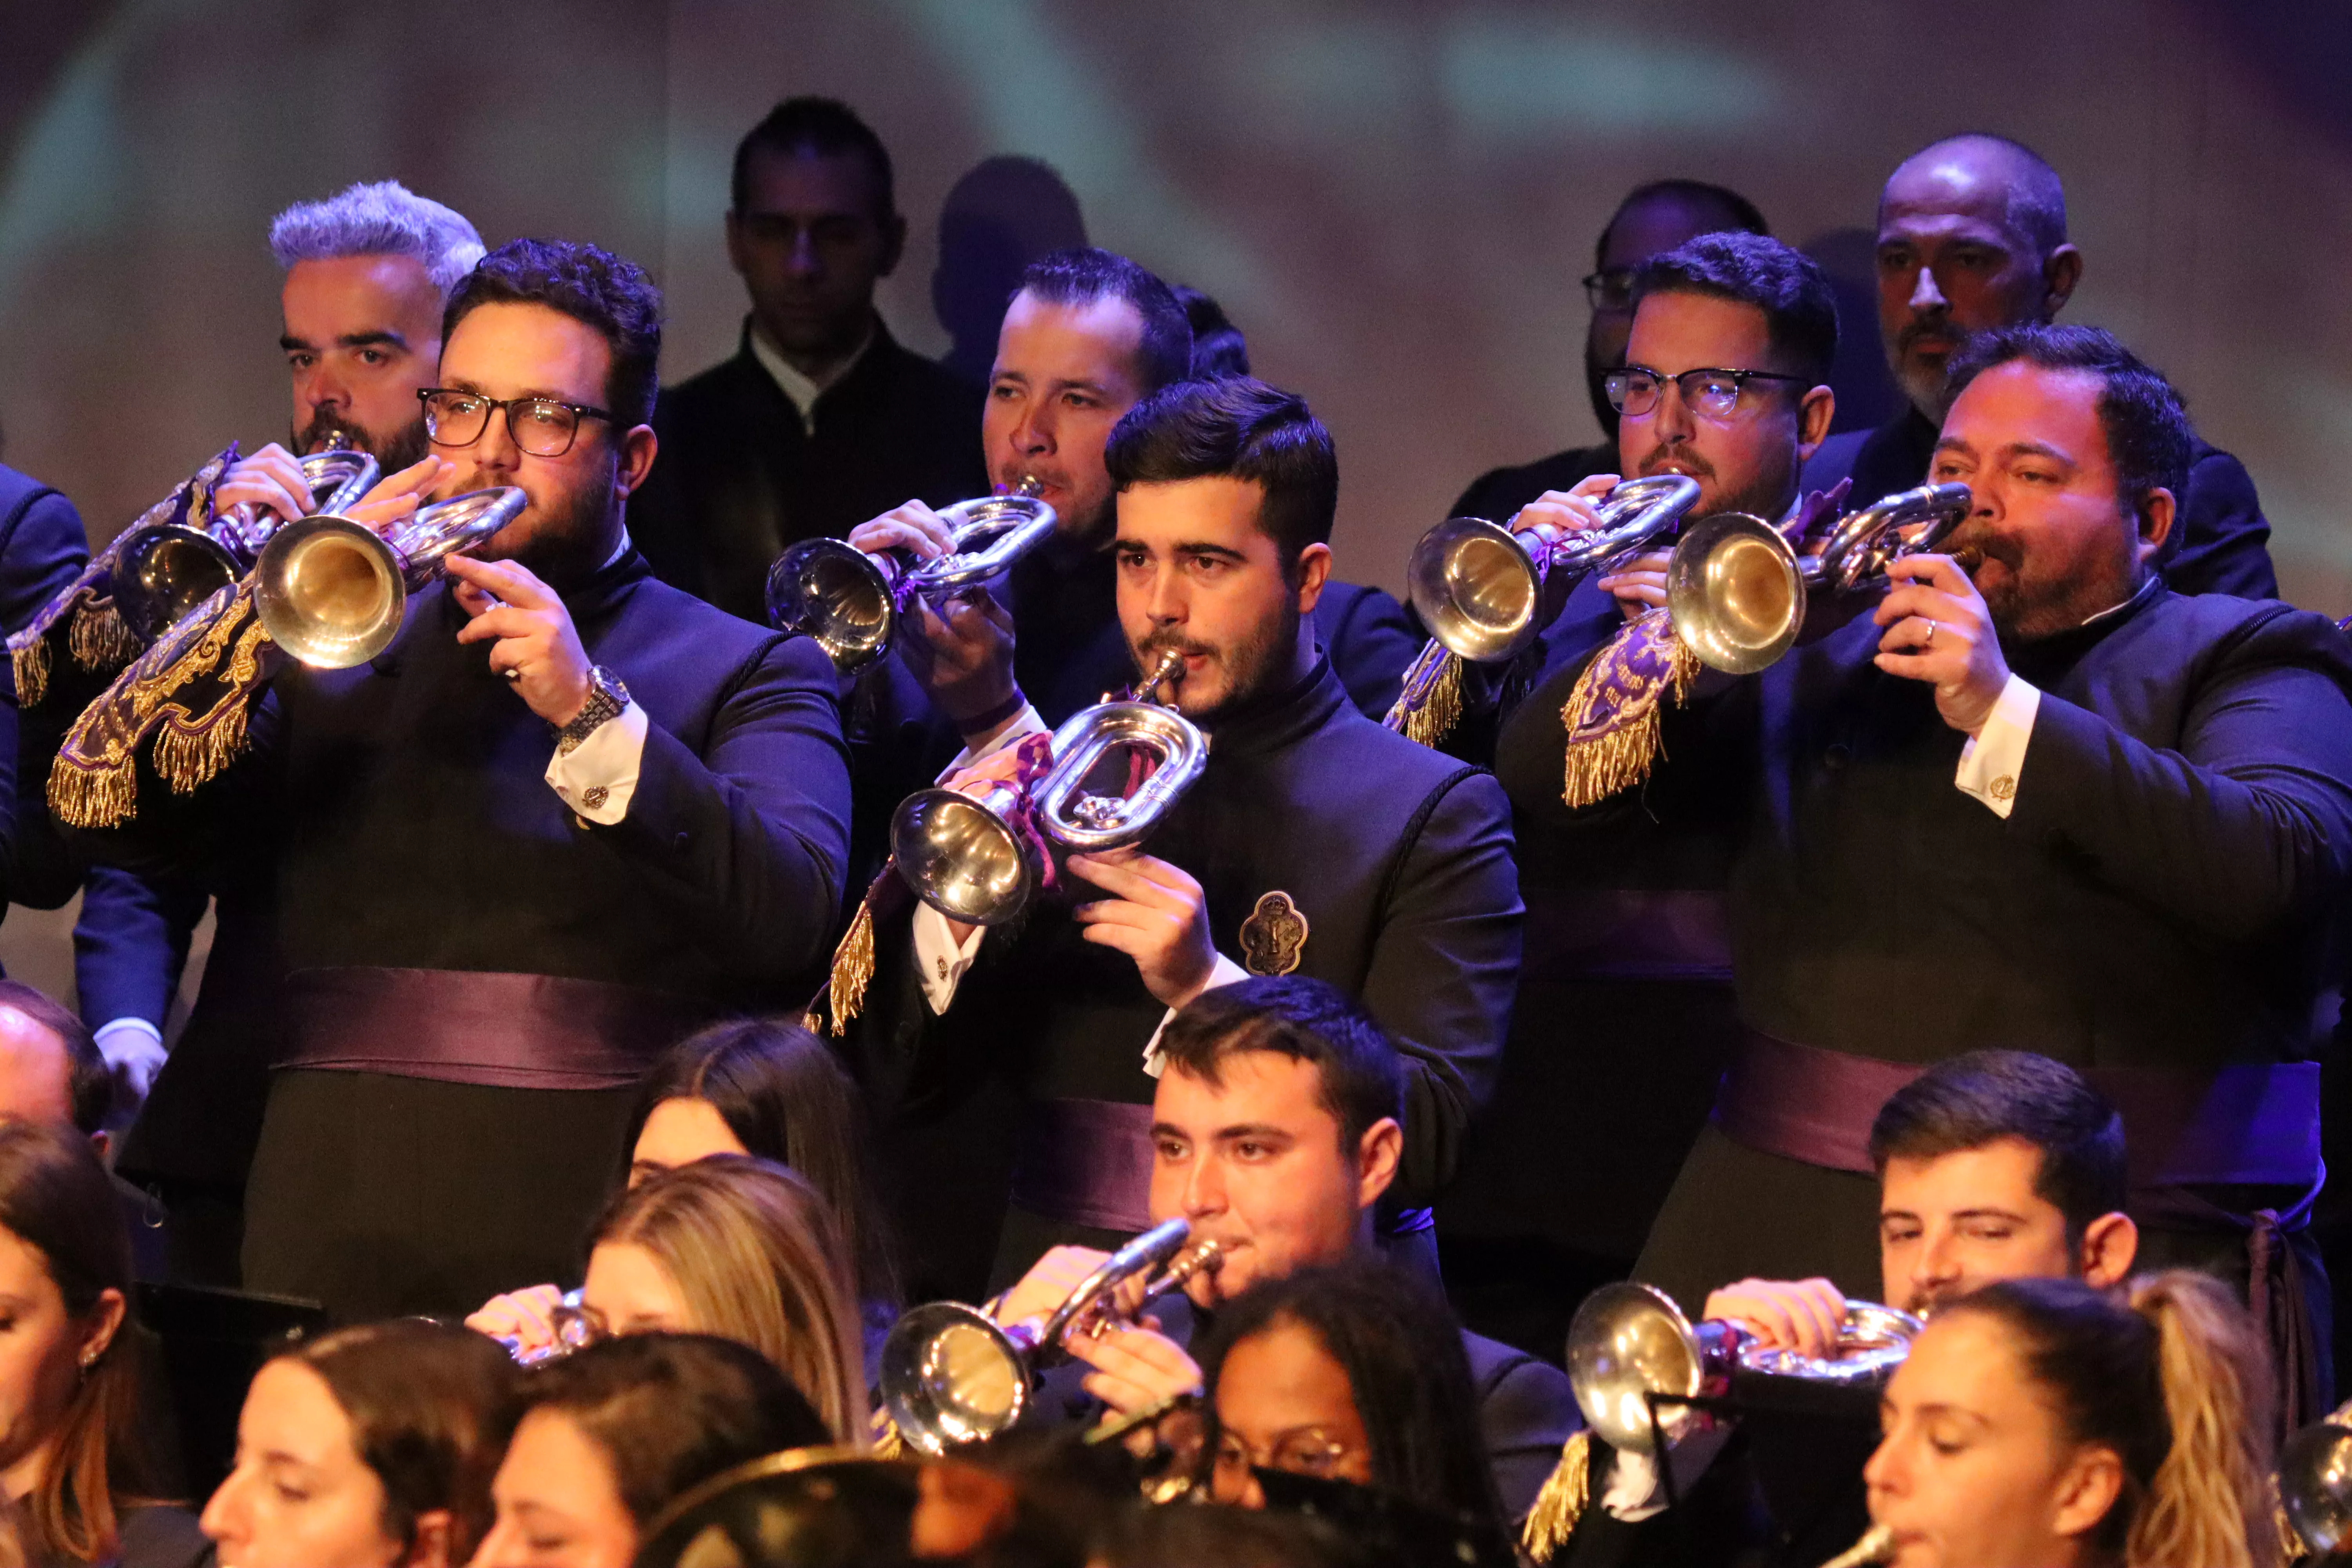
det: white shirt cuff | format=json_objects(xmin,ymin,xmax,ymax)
[
  {"xmin": 1953, "ymin": 674, "xmax": 2040, "ymax": 819},
  {"xmin": 948, "ymin": 702, "xmax": 1047, "ymax": 768},
  {"xmin": 902, "ymin": 703, "xmax": 1051, "ymax": 1013},
  {"xmin": 545, "ymin": 701, "xmax": 649, "ymax": 825},
  {"xmin": 1141, "ymin": 953, "xmax": 1252, "ymax": 1077},
  {"xmin": 913, "ymin": 904, "xmax": 991, "ymax": 1015}
]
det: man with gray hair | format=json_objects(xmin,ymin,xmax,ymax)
[
  {"xmin": 1802, "ymin": 133, "xmax": 2275, "ymax": 598},
  {"xmin": 84, "ymin": 179, "xmax": 483, "ymax": 1290}
]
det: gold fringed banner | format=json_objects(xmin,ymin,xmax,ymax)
[
  {"xmin": 1520, "ymin": 1429, "xmax": 1592, "ymax": 1564},
  {"xmin": 1559, "ymin": 608, "xmax": 1699, "ymax": 809},
  {"xmin": 49, "ymin": 579, "xmax": 272, "ymax": 829},
  {"xmin": 8, "ymin": 444, "xmax": 239, "ymax": 711}
]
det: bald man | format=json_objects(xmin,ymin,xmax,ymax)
[
  {"xmin": 1804, "ymin": 132, "xmax": 2275, "ymax": 599},
  {"xmin": 1450, "ymin": 178, "xmax": 1771, "ymax": 525}
]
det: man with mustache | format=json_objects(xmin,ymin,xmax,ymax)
[
  {"xmin": 73, "ymin": 238, "xmax": 851, "ymax": 1321},
  {"xmin": 1804, "ymin": 133, "xmax": 2274, "ymax": 598},
  {"xmin": 1504, "ymin": 322, "xmax": 2352, "ymax": 1417},
  {"xmin": 838, "ymin": 376, "xmax": 1519, "ymax": 1298},
  {"xmin": 83, "ymin": 180, "xmax": 488, "ymax": 1288},
  {"xmin": 1441, "ymin": 230, "xmax": 1837, "ymax": 1330}
]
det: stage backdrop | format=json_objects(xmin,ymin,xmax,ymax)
[{"xmin": 1, "ymin": 0, "xmax": 2348, "ymax": 1004}]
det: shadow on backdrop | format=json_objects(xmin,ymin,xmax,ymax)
[
  {"xmin": 931, "ymin": 155, "xmax": 1087, "ymax": 386},
  {"xmin": 1803, "ymin": 227, "xmax": 1905, "ymax": 436}
]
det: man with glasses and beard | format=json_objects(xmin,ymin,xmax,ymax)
[
  {"xmin": 836, "ymin": 376, "xmax": 1519, "ymax": 1298},
  {"xmin": 1803, "ymin": 134, "xmax": 2274, "ymax": 598},
  {"xmin": 87, "ymin": 181, "xmax": 488, "ymax": 1288},
  {"xmin": 72, "ymin": 238, "xmax": 851, "ymax": 1322},
  {"xmin": 1440, "ymin": 231, "xmax": 1837, "ymax": 1337},
  {"xmin": 1505, "ymin": 321, "xmax": 2352, "ymax": 1423}
]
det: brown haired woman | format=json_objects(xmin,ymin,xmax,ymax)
[
  {"xmin": 201, "ymin": 1319, "xmax": 519, "ymax": 1568},
  {"xmin": 1864, "ymin": 1269, "xmax": 2278, "ymax": 1567},
  {"xmin": 0, "ymin": 1120, "xmax": 197, "ymax": 1566}
]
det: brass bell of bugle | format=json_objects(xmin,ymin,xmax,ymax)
[
  {"xmin": 2279, "ymin": 1415, "xmax": 2352, "ymax": 1556},
  {"xmin": 115, "ymin": 448, "xmax": 380, "ymax": 645},
  {"xmin": 889, "ymin": 657, "xmax": 1206, "ymax": 927},
  {"xmin": 1565, "ymin": 1281, "xmax": 1920, "ymax": 1457},
  {"xmin": 254, "ymin": 486, "xmax": 528, "ymax": 669},
  {"xmin": 1403, "ymin": 473, "xmax": 1701, "ymax": 666},
  {"xmin": 878, "ymin": 1218, "xmax": 1219, "ymax": 1456},
  {"xmin": 1665, "ymin": 481, "xmax": 1973, "ymax": 675},
  {"xmin": 767, "ymin": 484, "xmax": 1056, "ymax": 671}
]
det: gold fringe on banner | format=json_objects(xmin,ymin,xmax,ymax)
[
  {"xmin": 11, "ymin": 633, "xmax": 49, "ymax": 711},
  {"xmin": 44, "ymin": 753, "xmax": 138, "ymax": 831},
  {"xmin": 1519, "ymin": 1429, "xmax": 1592, "ymax": 1564},
  {"xmin": 1559, "ymin": 609, "xmax": 1699, "ymax": 809},
  {"xmin": 809, "ymin": 870, "xmax": 889, "ymax": 1036},
  {"xmin": 67, "ymin": 599, "xmax": 138, "ymax": 675},
  {"xmin": 1399, "ymin": 652, "xmax": 1463, "ymax": 749}
]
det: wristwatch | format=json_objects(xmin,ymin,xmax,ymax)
[{"xmin": 556, "ymin": 665, "xmax": 631, "ymax": 755}]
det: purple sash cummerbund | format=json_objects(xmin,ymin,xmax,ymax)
[
  {"xmin": 1011, "ymin": 1098, "xmax": 1155, "ymax": 1234},
  {"xmin": 280, "ymin": 967, "xmax": 722, "ymax": 1092},
  {"xmin": 1522, "ymin": 887, "xmax": 1733, "ymax": 981},
  {"xmin": 1716, "ymin": 1030, "xmax": 2321, "ymax": 1190}
]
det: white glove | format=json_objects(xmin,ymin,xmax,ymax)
[{"xmin": 94, "ymin": 1018, "xmax": 167, "ymax": 1112}]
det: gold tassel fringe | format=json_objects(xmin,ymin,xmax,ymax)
[
  {"xmin": 868, "ymin": 1408, "xmax": 904, "ymax": 1459},
  {"xmin": 1398, "ymin": 652, "xmax": 1463, "ymax": 748},
  {"xmin": 68, "ymin": 599, "xmax": 138, "ymax": 675},
  {"xmin": 818, "ymin": 884, "xmax": 880, "ymax": 1037},
  {"xmin": 47, "ymin": 754, "xmax": 138, "ymax": 830},
  {"xmin": 11, "ymin": 633, "xmax": 49, "ymax": 710},
  {"xmin": 151, "ymin": 698, "xmax": 252, "ymax": 797},
  {"xmin": 1520, "ymin": 1429, "xmax": 1591, "ymax": 1564},
  {"xmin": 1558, "ymin": 630, "xmax": 1699, "ymax": 809}
]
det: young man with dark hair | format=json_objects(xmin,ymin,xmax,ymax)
[
  {"xmin": 1550, "ymin": 1051, "xmax": 2138, "ymax": 1561},
  {"xmin": 1505, "ymin": 321, "xmax": 2352, "ymax": 1420},
  {"xmin": 630, "ymin": 95, "xmax": 985, "ymax": 622},
  {"xmin": 76, "ymin": 237, "xmax": 853, "ymax": 1321},
  {"xmin": 1450, "ymin": 178, "xmax": 1770, "ymax": 524},
  {"xmin": 841, "ymin": 377, "xmax": 1519, "ymax": 1298},
  {"xmin": 995, "ymin": 976, "xmax": 1575, "ymax": 1528},
  {"xmin": 1803, "ymin": 132, "xmax": 2275, "ymax": 598}
]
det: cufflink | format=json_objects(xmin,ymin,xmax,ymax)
[
  {"xmin": 1991, "ymin": 776, "xmax": 2016, "ymax": 802},
  {"xmin": 583, "ymin": 786, "xmax": 610, "ymax": 809}
]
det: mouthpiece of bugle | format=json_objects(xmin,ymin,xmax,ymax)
[{"xmin": 1949, "ymin": 544, "xmax": 1985, "ymax": 573}]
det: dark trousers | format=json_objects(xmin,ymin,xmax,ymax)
[{"xmin": 243, "ymin": 1069, "xmax": 637, "ymax": 1323}]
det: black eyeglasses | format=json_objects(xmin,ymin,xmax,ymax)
[
  {"xmin": 1604, "ymin": 364, "xmax": 1810, "ymax": 421},
  {"xmin": 1581, "ymin": 266, "xmax": 1639, "ymax": 312},
  {"xmin": 419, "ymin": 388, "xmax": 614, "ymax": 457}
]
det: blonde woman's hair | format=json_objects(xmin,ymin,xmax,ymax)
[
  {"xmin": 1946, "ymin": 1269, "xmax": 2277, "ymax": 1568},
  {"xmin": 592, "ymin": 1155, "xmax": 868, "ymax": 1444}
]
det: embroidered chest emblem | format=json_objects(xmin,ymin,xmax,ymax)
[{"xmin": 1239, "ymin": 891, "xmax": 1310, "ymax": 976}]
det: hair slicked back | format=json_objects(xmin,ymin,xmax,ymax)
[
  {"xmin": 1156, "ymin": 976, "xmax": 1401, "ymax": 1154},
  {"xmin": 731, "ymin": 95, "xmax": 896, "ymax": 219},
  {"xmin": 1867, "ymin": 1049, "xmax": 2127, "ymax": 1241},
  {"xmin": 1942, "ymin": 322, "xmax": 2192, "ymax": 526},
  {"xmin": 443, "ymin": 237, "xmax": 664, "ymax": 429},
  {"xmin": 1632, "ymin": 230, "xmax": 1839, "ymax": 384},
  {"xmin": 1016, "ymin": 247, "xmax": 1194, "ymax": 395}
]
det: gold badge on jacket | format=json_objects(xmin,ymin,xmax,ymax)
[{"xmin": 1240, "ymin": 891, "xmax": 1310, "ymax": 976}]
